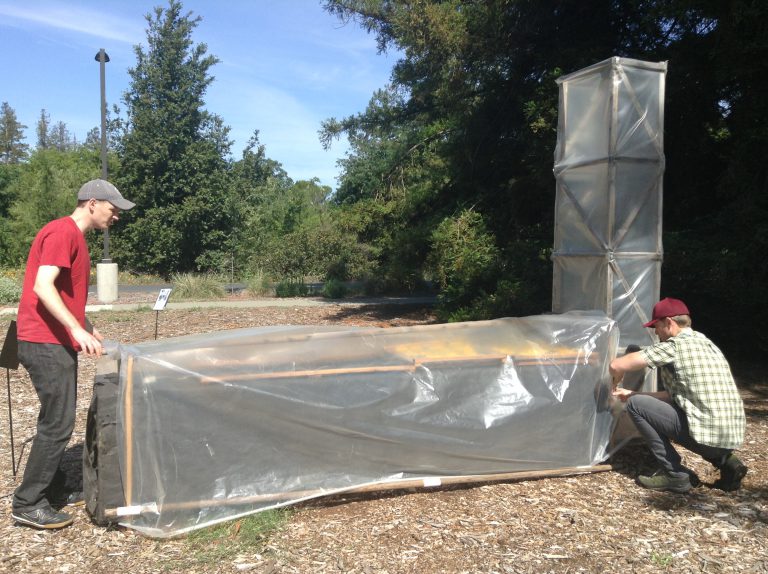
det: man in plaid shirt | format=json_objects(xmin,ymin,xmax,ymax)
[{"xmin": 611, "ymin": 297, "xmax": 747, "ymax": 493}]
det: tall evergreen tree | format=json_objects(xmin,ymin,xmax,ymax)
[
  {"xmin": 36, "ymin": 109, "xmax": 51, "ymax": 150},
  {"xmin": 48, "ymin": 121, "xmax": 74, "ymax": 151},
  {"xmin": 0, "ymin": 102, "xmax": 29, "ymax": 164},
  {"xmin": 113, "ymin": 0, "xmax": 234, "ymax": 274},
  {"xmin": 84, "ymin": 127, "xmax": 101, "ymax": 149}
]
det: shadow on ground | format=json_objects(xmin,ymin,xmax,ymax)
[{"xmin": 329, "ymin": 303, "xmax": 439, "ymax": 327}]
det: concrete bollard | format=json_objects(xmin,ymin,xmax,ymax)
[{"xmin": 96, "ymin": 262, "xmax": 119, "ymax": 303}]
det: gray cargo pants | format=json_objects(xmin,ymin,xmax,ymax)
[{"xmin": 625, "ymin": 394, "xmax": 731, "ymax": 478}]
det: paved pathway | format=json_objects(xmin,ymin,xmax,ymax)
[{"xmin": 1, "ymin": 295, "xmax": 437, "ymax": 316}]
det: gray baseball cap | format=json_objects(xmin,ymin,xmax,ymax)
[{"xmin": 77, "ymin": 179, "xmax": 135, "ymax": 210}]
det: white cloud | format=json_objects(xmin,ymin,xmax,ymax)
[
  {"xmin": 207, "ymin": 78, "xmax": 343, "ymax": 185},
  {"xmin": 0, "ymin": 2, "xmax": 142, "ymax": 44}
]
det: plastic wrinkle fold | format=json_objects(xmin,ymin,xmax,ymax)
[{"xmin": 110, "ymin": 312, "xmax": 619, "ymax": 538}]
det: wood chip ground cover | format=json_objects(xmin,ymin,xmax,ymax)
[{"xmin": 1, "ymin": 293, "xmax": 766, "ymax": 573}]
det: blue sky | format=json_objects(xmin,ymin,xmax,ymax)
[{"xmin": 0, "ymin": 0, "xmax": 399, "ymax": 189}]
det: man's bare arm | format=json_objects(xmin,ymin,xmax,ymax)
[
  {"xmin": 33, "ymin": 265, "xmax": 103, "ymax": 356},
  {"xmin": 610, "ymin": 351, "xmax": 670, "ymax": 402},
  {"xmin": 609, "ymin": 352, "xmax": 648, "ymax": 385}
]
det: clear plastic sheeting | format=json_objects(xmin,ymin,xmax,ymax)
[
  {"xmin": 552, "ymin": 57, "xmax": 667, "ymax": 352},
  {"xmin": 111, "ymin": 312, "xmax": 619, "ymax": 538}
]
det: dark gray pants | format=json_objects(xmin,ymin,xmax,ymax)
[
  {"xmin": 12, "ymin": 341, "xmax": 78, "ymax": 512},
  {"xmin": 626, "ymin": 394, "xmax": 731, "ymax": 478}
]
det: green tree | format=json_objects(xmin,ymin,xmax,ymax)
[
  {"xmin": 231, "ymin": 131, "xmax": 289, "ymax": 190},
  {"xmin": 658, "ymin": 0, "xmax": 768, "ymax": 354},
  {"xmin": 0, "ymin": 163, "xmax": 22, "ymax": 265},
  {"xmin": 36, "ymin": 109, "xmax": 51, "ymax": 150},
  {"xmin": 0, "ymin": 148, "xmax": 101, "ymax": 266},
  {"xmin": 113, "ymin": 0, "xmax": 235, "ymax": 275},
  {"xmin": 323, "ymin": 0, "xmax": 768, "ymax": 350},
  {"xmin": 84, "ymin": 127, "xmax": 101, "ymax": 149},
  {"xmin": 48, "ymin": 121, "xmax": 74, "ymax": 151},
  {"xmin": 227, "ymin": 132, "xmax": 294, "ymax": 277},
  {"xmin": 323, "ymin": 85, "xmax": 452, "ymax": 290},
  {"xmin": 240, "ymin": 177, "xmax": 328, "ymax": 278},
  {"xmin": 0, "ymin": 101, "xmax": 29, "ymax": 164},
  {"xmin": 321, "ymin": 2, "xmax": 570, "ymax": 302}
]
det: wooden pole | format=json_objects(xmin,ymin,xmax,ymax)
[
  {"xmin": 153, "ymin": 342, "xmax": 594, "ymax": 378},
  {"xmin": 190, "ymin": 353, "xmax": 593, "ymax": 385},
  {"xmin": 105, "ymin": 464, "xmax": 613, "ymax": 520},
  {"xmin": 124, "ymin": 356, "xmax": 134, "ymax": 506}
]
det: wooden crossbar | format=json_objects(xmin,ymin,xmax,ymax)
[{"xmin": 186, "ymin": 353, "xmax": 591, "ymax": 384}]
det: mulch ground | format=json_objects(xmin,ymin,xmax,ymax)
[{"xmin": 0, "ymin": 293, "xmax": 766, "ymax": 573}]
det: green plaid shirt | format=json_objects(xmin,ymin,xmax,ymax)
[{"xmin": 640, "ymin": 328, "xmax": 745, "ymax": 449}]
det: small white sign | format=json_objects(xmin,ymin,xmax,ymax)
[{"xmin": 153, "ymin": 288, "xmax": 172, "ymax": 311}]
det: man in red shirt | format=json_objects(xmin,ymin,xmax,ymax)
[{"xmin": 11, "ymin": 179, "xmax": 134, "ymax": 529}]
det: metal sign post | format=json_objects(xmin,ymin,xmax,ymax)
[
  {"xmin": 0, "ymin": 320, "xmax": 20, "ymax": 476},
  {"xmin": 153, "ymin": 289, "xmax": 172, "ymax": 340}
]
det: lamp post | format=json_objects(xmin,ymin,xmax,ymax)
[
  {"xmin": 95, "ymin": 48, "xmax": 110, "ymax": 260},
  {"xmin": 94, "ymin": 48, "xmax": 118, "ymax": 303}
]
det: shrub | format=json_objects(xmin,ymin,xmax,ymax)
[
  {"xmin": 245, "ymin": 269, "xmax": 272, "ymax": 297},
  {"xmin": 428, "ymin": 209, "xmax": 500, "ymax": 314},
  {"xmin": 171, "ymin": 273, "xmax": 225, "ymax": 300},
  {"xmin": 274, "ymin": 280, "xmax": 309, "ymax": 298},
  {"xmin": 322, "ymin": 279, "xmax": 347, "ymax": 299},
  {"xmin": 117, "ymin": 271, "xmax": 166, "ymax": 285},
  {"xmin": 0, "ymin": 275, "xmax": 22, "ymax": 304}
]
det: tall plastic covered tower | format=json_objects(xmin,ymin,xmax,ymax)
[{"xmin": 552, "ymin": 57, "xmax": 667, "ymax": 350}]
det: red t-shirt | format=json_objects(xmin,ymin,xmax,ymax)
[{"xmin": 17, "ymin": 217, "xmax": 90, "ymax": 350}]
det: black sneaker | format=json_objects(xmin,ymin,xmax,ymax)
[
  {"xmin": 11, "ymin": 507, "xmax": 74, "ymax": 530},
  {"xmin": 50, "ymin": 491, "xmax": 85, "ymax": 508},
  {"xmin": 713, "ymin": 454, "xmax": 748, "ymax": 492}
]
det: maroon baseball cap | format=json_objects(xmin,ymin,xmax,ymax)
[{"xmin": 643, "ymin": 297, "xmax": 690, "ymax": 327}]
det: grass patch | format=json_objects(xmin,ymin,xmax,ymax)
[
  {"xmin": 162, "ymin": 509, "xmax": 291, "ymax": 570},
  {"xmin": 171, "ymin": 273, "xmax": 226, "ymax": 300},
  {"xmin": 117, "ymin": 271, "xmax": 167, "ymax": 285},
  {"xmin": 650, "ymin": 551, "xmax": 674, "ymax": 567}
]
